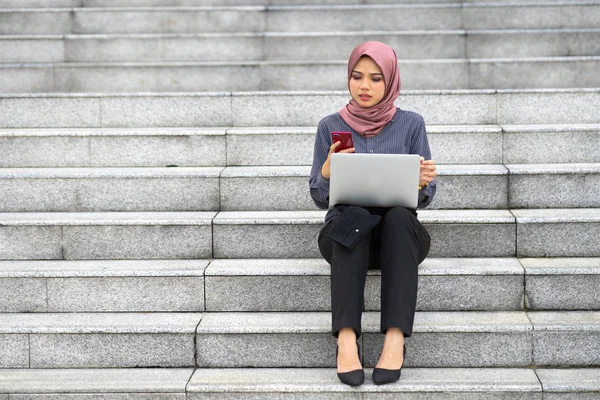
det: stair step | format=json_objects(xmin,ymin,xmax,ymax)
[
  {"xmin": 0, "ymin": 368, "xmax": 194, "ymax": 396},
  {"xmin": 503, "ymin": 124, "xmax": 600, "ymax": 164},
  {"xmin": 4, "ymin": 57, "xmax": 600, "ymax": 92},
  {"xmin": 187, "ymin": 368, "xmax": 543, "ymax": 398},
  {"xmin": 522, "ymin": 258, "xmax": 600, "ymax": 310},
  {"xmin": 1, "ymin": 367, "xmax": 598, "ymax": 398},
  {"xmin": 514, "ymin": 208, "xmax": 600, "ymax": 257},
  {"xmin": 1, "ymin": 90, "xmax": 599, "ymax": 128},
  {"xmin": 2, "ymin": 29, "xmax": 599, "ymax": 63},
  {"xmin": 0, "ymin": 312, "xmax": 201, "ymax": 368},
  {"xmin": 0, "ymin": 259, "xmax": 207, "ymax": 312},
  {"xmin": 212, "ymin": 210, "xmax": 516, "ymax": 258},
  {"xmin": 0, "ymin": 212, "xmax": 214, "ymax": 260},
  {"xmin": 0, "ymin": 127, "xmax": 226, "ymax": 167},
  {"xmin": 2, "ymin": 3, "xmax": 599, "ymax": 35},
  {"xmin": 205, "ymin": 258, "xmax": 524, "ymax": 312},
  {"xmin": 219, "ymin": 164, "xmax": 509, "ymax": 210},
  {"xmin": 195, "ymin": 311, "xmax": 600, "ymax": 367},
  {"xmin": 507, "ymin": 163, "xmax": 600, "ymax": 208},
  {"xmin": 0, "ymin": 167, "xmax": 222, "ymax": 211}
]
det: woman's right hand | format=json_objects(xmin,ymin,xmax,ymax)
[{"xmin": 321, "ymin": 141, "xmax": 355, "ymax": 180}]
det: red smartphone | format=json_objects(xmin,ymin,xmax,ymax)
[{"xmin": 331, "ymin": 131, "xmax": 354, "ymax": 152}]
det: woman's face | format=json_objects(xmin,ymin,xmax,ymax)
[{"xmin": 349, "ymin": 56, "xmax": 386, "ymax": 108}]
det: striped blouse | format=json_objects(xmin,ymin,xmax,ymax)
[{"xmin": 309, "ymin": 108, "xmax": 437, "ymax": 224}]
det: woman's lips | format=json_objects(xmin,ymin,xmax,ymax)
[{"xmin": 359, "ymin": 95, "xmax": 371, "ymax": 101}]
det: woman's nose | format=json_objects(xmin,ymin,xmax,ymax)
[{"xmin": 360, "ymin": 78, "xmax": 369, "ymax": 90}]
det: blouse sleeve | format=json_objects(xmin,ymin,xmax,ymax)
[
  {"xmin": 309, "ymin": 120, "xmax": 332, "ymax": 210},
  {"xmin": 410, "ymin": 117, "xmax": 437, "ymax": 209}
]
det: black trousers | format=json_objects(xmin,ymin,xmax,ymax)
[{"xmin": 318, "ymin": 206, "xmax": 430, "ymax": 338}]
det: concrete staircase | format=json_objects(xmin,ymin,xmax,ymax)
[{"xmin": 1, "ymin": 0, "xmax": 600, "ymax": 398}]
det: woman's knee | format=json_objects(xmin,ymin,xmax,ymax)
[{"xmin": 383, "ymin": 207, "xmax": 414, "ymax": 225}]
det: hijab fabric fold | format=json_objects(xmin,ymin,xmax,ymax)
[{"xmin": 339, "ymin": 41, "xmax": 401, "ymax": 138}]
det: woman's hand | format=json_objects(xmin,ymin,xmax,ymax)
[
  {"xmin": 419, "ymin": 157, "xmax": 437, "ymax": 189},
  {"xmin": 321, "ymin": 141, "xmax": 355, "ymax": 180}
]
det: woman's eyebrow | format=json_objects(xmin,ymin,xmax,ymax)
[{"xmin": 352, "ymin": 70, "xmax": 383, "ymax": 76}]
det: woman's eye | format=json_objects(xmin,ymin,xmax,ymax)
[
  {"xmin": 372, "ymin": 77, "xmax": 382, "ymax": 83},
  {"xmin": 352, "ymin": 75, "xmax": 361, "ymax": 80}
]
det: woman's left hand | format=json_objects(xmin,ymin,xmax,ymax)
[{"xmin": 419, "ymin": 157, "xmax": 437, "ymax": 188}]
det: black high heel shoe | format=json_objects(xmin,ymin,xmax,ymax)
[
  {"xmin": 336, "ymin": 341, "xmax": 365, "ymax": 387},
  {"xmin": 372, "ymin": 344, "xmax": 406, "ymax": 385}
]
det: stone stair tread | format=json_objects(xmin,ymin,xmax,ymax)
[
  {"xmin": 220, "ymin": 164, "xmax": 508, "ymax": 176},
  {"xmin": 0, "ymin": 166, "xmax": 223, "ymax": 178},
  {"xmin": 205, "ymin": 257, "xmax": 524, "ymax": 276},
  {"xmin": 187, "ymin": 367, "xmax": 542, "ymax": 393},
  {"xmin": 521, "ymin": 257, "xmax": 600, "ymax": 274},
  {"xmin": 0, "ymin": 368, "xmax": 194, "ymax": 394},
  {"xmin": 0, "ymin": 312, "xmax": 202, "ymax": 333},
  {"xmin": 196, "ymin": 311, "xmax": 534, "ymax": 334},
  {"xmin": 0, "ymin": 126, "xmax": 227, "ymax": 136},
  {"xmin": 536, "ymin": 369, "xmax": 600, "ymax": 393},
  {"xmin": 528, "ymin": 311, "xmax": 600, "ymax": 331},
  {"xmin": 506, "ymin": 163, "xmax": 600, "ymax": 174},
  {"xmin": 0, "ymin": 211, "xmax": 216, "ymax": 225},
  {"xmin": 0, "ymin": 259, "xmax": 208, "ymax": 277},
  {"xmin": 512, "ymin": 208, "xmax": 600, "ymax": 223},
  {"xmin": 212, "ymin": 210, "xmax": 516, "ymax": 224}
]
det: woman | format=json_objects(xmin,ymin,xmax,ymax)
[{"xmin": 309, "ymin": 41, "xmax": 437, "ymax": 386}]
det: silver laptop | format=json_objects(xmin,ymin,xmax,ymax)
[{"xmin": 329, "ymin": 153, "xmax": 421, "ymax": 209}]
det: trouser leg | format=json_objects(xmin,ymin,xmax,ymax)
[
  {"xmin": 319, "ymin": 220, "xmax": 371, "ymax": 338},
  {"xmin": 378, "ymin": 207, "xmax": 430, "ymax": 337}
]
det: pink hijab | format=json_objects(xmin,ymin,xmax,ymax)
[{"xmin": 339, "ymin": 41, "xmax": 401, "ymax": 138}]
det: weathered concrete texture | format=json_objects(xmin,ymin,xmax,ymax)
[
  {"xmin": 231, "ymin": 92, "xmax": 348, "ymax": 127},
  {"xmin": 427, "ymin": 125, "xmax": 503, "ymax": 164},
  {"xmin": 220, "ymin": 174, "xmax": 314, "ymax": 211},
  {"xmin": 497, "ymin": 91, "xmax": 600, "ymax": 124},
  {"xmin": 0, "ymin": 38, "xmax": 64, "ymax": 63},
  {"xmin": 212, "ymin": 212, "xmax": 325, "ymax": 258},
  {"xmin": 30, "ymin": 333, "xmax": 195, "ymax": 368},
  {"xmin": 55, "ymin": 63, "xmax": 261, "ymax": 93},
  {"xmin": 0, "ymin": 278, "xmax": 47, "ymax": 312},
  {"xmin": 47, "ymin": 276, "xmax": 204, "ymax": 312},
  {"xmin": 63, "ymin": 225, "xmax": 212, "ymax": 260},
  {"xmin": 73, "ymin": 9, "xmax": 265, "ymax": 34},
  {"xmin": 197, "ymin": 333, "xmax": 335, "ymax": 367},
  {"xmin": 0, "ymin": 226, "xmax": 62, "ymax": 260},
  {"xmin": 515, "ymin": 210, "xmax": 600, "ymax": 257},
  {"xmin": 424, "ymin": 223, "xmax": 515, "ymax": 257},
  {"xmin": 507, "ymin": 164, "xmax": 600, "ymax": 208},
  {"xmin": 463, "ymin": 5, "xmax": 562, "ymax": 30},
  {"xmin": 64, "ymin": 35, "xmax": 262, "ymax": 62},
  {"xmin": 88, "ymin": 129, "xmax": 226, "ymax": 167},
  {"xmin": 0, "ymin": 65, "xmax": 54, "ymax": 93},
  {"xmin": 0, "ymin": 178, "xmax": 77, "ymax": 212},
  {"xmin": 470, "ymin": 58, "xmax": 600, "ymax": 90},
  {"xmin": 0, "ymin": 96, "xmax": 100, "ymax": 128},
  {"xmin": 100, "ymin": 94, "xmax": 232, "ymax": 127},
  {"xmin": 267, "ymin": 6, "xmax": 462, "ymax": 32},
  {"xmin": 0, "ymin": 368, "xmax": 193, "ymax": 394},
  {"xmin": 399, "ymin": 92, "xmax": 496, "ymax": 125},
  {"xmin": 529, "ymin": 312, "xmax": 600, "ymax": 366},
  {"xmin": 206, "ymin": 276, "xmax": 330, "ymax": 311},
  {"xmin": 366, "ymin": 274, "xmax": 523, "ymax": 311},
  {"xmin": 0, "ymin": 135, "xmax": 89, "ymax": 167},
  {"xmin": 522, "ymin": 258, "xmax": 600, "ymax": 310},
  {"xmin": 502, "ymin": 125, "xmax": 600, "ymax": 164},
  {"xmin": 428, "ymin": 165, "xmax": 508, "ymax": 209},
  {"xmin": 0, "ymin": 10, "xmax": 72, "ymax": 35},
  {"xmin": 0, "ymin": 334, "xmax": 29, "ymax": 368},
  {"xmin": 226, "ymin": 128, "xmax": 315, "ymax": 166}
]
